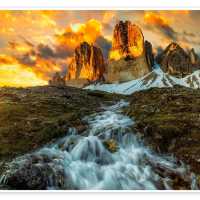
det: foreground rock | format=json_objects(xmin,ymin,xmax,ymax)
[
  {"xmin": 125, "ymin": 86, "xmax": 200, "ymax": 177},
  {"xmin": 106, "ymin": 20, "xmax": 153, "ymax": 83}
]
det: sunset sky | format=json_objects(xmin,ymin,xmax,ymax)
[{"xmin": 0, "ymin": 10, "xmax": 200, "ymax": 87}]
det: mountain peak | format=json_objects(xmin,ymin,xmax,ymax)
[
  {"xmin": 66, "ymin": 42, "xmax": 105, "ymax": 84},
  {"xmin": 106, "ymin": 21, "xmax": 153, "ymax": 83},
  {"xmin": 109, "ymin": 20, "xmax": 144, "ymax": 60},
  {"xmin": 157, "ymin": 42, "xmax": 191, "ymax": 77}
]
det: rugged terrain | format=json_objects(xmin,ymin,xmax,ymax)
[
  {"xmin": 125, "ymin": 85, "xmax": 200, "ymax": 177},
  {"xmin": 0, "ymin": 85, "xmax": 122, "ymax": 164},
  {"xmin": 0, "ymin": 85, "xmax": 200, "ymax": 189}
]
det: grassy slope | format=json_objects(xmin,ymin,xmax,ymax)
[
  {"xmin": 125, "ymin": 85, "xmax": 200, "ymax": 174},
  {"xmin": 0, "ymin": 86, "xmax": 122, "ymax": 162}
]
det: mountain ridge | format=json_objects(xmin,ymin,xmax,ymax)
[{"xmin": 85, "ymin": 65, "xmax": 200, "ymax": 95}]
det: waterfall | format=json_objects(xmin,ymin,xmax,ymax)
[{"xmin": 0, "ymin": 100, "xmax": 198, "ymax": 190}]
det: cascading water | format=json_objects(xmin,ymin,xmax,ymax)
[{"xmin": 0, "ymin": 100, "xmax": 198, "ymax": 190}]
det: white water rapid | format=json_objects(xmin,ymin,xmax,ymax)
[{"xmin": 0, "ymin": 100, "xmax": 198, "ymax": 190}]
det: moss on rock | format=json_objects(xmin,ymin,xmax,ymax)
[{"xmin": 125, "ymin": 86, "xmax": 200, "ymax": 175}]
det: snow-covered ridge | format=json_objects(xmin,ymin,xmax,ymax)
[{"xmin": 85, "ymin": 66, "xmax": 200, "ymax": 95}]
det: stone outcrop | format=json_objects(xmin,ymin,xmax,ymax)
[
  {"xmin": 157, "ymin": 42, "xmax": 200, "ymax": 77},
  {"xmin": 106, "ymin": 21, "xmax": 153, "ymax": 83},
  {"xmin": 48, "ymin": 72, "xmax": 66, "ymax": 86},
  {"xmin": 66, "ymin": 42, "xmax": 105, "ymax": 87}
]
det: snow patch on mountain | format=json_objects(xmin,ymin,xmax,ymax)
[
  {"xmin": 182, "ymin": 70, "xmax": 200, "ymax": 89},
  {"xmin": 85, "ymin": 66, "xmax": 200, "ymax": 95}
]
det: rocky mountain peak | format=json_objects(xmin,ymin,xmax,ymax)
[
  {"xmin": 157, "ymin": 42, "xmax": 200, "ymax": 77},
  {"xmin": 167, "ymin": 42, "xmax": 180, "ymax": 51},
  {"xmin": 156, "ymin": 42, "xmax": 191, "ymax": 77},
  {"xmin": 66, "ymin": 42, "xmax": 105, "ymax": 84},
  {"xmin": 106, "ymin": 21, "xmax": 153, "ymax": 83},
  {"xmin": 109, "ymin": 20, "xmax": 144, "ymax": 60}
]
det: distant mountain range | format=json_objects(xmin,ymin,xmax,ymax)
[
  {"xmin": 49, "ymin": 20, "xmax": 200, "ymax": 91},
  {"xmin": 85, "ymin": 66, "xmax": 200, "ymax": 95}
]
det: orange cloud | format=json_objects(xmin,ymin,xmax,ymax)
[
  {"xmin": 144, "ymin": 12, "xmax": 170, "ymax": 27},
  {"xmin": 0, "ymin": 54, "xmax": 47, "ymax": 87},
  {"xmin": 56, "ymin": 19, "xmax": 102, "ymax": 50},
  {"xmin": 144, "ymin": 12, "xmax": 177, "ymax": 41},
  {"xmin": 102, "ymin": 11, "xmax": 115, "ymax": 24},
  {"xmin": 171, "ymin": 10, "xmax": 190, "ymax": 15}
]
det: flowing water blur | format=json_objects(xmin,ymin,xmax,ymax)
[{"xmin": 0, "ymin": 100, "xmax": 198, "ymax": 190}]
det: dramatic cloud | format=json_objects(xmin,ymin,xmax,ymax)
[
  {"xmin": 56, "ymin": 19, "xmax": 102, "ymax": 50},
  {"xmin": 0, "ymin": 17, "xmax": 112, "ymax": 86},
  {"xmin": 0, "ymin": 10, "xmax": 200, "ymax": 87},
  {"xmin": 95, "ymin": 36, "xmax": 112, "ymax": 59},
  {"xmin": 144, "ymin": 12, "xmax": 177, "ymax": 40}
]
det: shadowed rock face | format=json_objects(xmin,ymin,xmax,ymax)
[
  {"xmin": 66, "ymin": 42, "xmax": 105, "ymax": 85},
  {"xmin": 189, "ymin": 48, "xmax": 199, "ymax": 64},
  {"xmin": 106, "ymin": 21, "xmax": 153, "ymax": 83},
  {"xmin": 145, "ymin": 40, "xmax": 154, "ymax": 70},
  {"xmin": 157, "ymin": 43, "xmax": 200, "ymax": 77},
  {"xmin": 188, "ymin": 48, "xmax": 200, "ymax": 72}
]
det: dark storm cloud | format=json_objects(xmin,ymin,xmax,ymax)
[
  {"xmin": 159, "ymin": 25, "xmax": 177, "ymax": 40},
  {"xmin": 37, "ymin": 44, "xmax": 55, "ymax": 59},
  {"xmin": 95, "ymin": 36, "xmax": 112, "ymax": 60},
  {"xmin": 54, "ymin": 45, "xmax": 73, "ymax": 58},
  {"xmin": 37, "ymin": 43, "xmax": 74, "ymax": 59},
  {"xmin": 16, "ymin": 51, "xmax": 36, "ymax": 66},
  {"xmin": 145, "ymin": 24, "xmax": 177, "ymax": 41}
]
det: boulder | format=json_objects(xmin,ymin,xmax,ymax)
[{"xmin": 4, "ymin": 155, "xmax": 65, "ymax": 190}]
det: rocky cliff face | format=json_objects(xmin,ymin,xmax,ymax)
[
  {"xmin": 189, "ymin": 48, "xmax": 199, "ymax": 64},
  {"xmin": 157, "ymin": 43, "xmax": 200, "ymax": 77},
  {"xmin": 145, "ymin": 40, "xmax": 154, "ymax": 69},
  {"xmin": 106, "ymin": 21, "xmax": 153, "ymax": 83},
  {"xmin": 188, "ymin": 48, "xmax": 200, "ymax": 72},
  {"xmin": 66, "ymin": 42, "xmax": 105, "ymax": 87},
  {"xmin": 109, "ymin": 21, "xmax": 144, "ymax": 60}
]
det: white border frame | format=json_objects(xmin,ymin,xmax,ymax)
[
  {"xmin": 0, "ymin": 0, "xmax": 200, "ymax": 10},
  {"xmin": 0, "ymin": 1, "xmax": 200, "ymax": 197}
]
